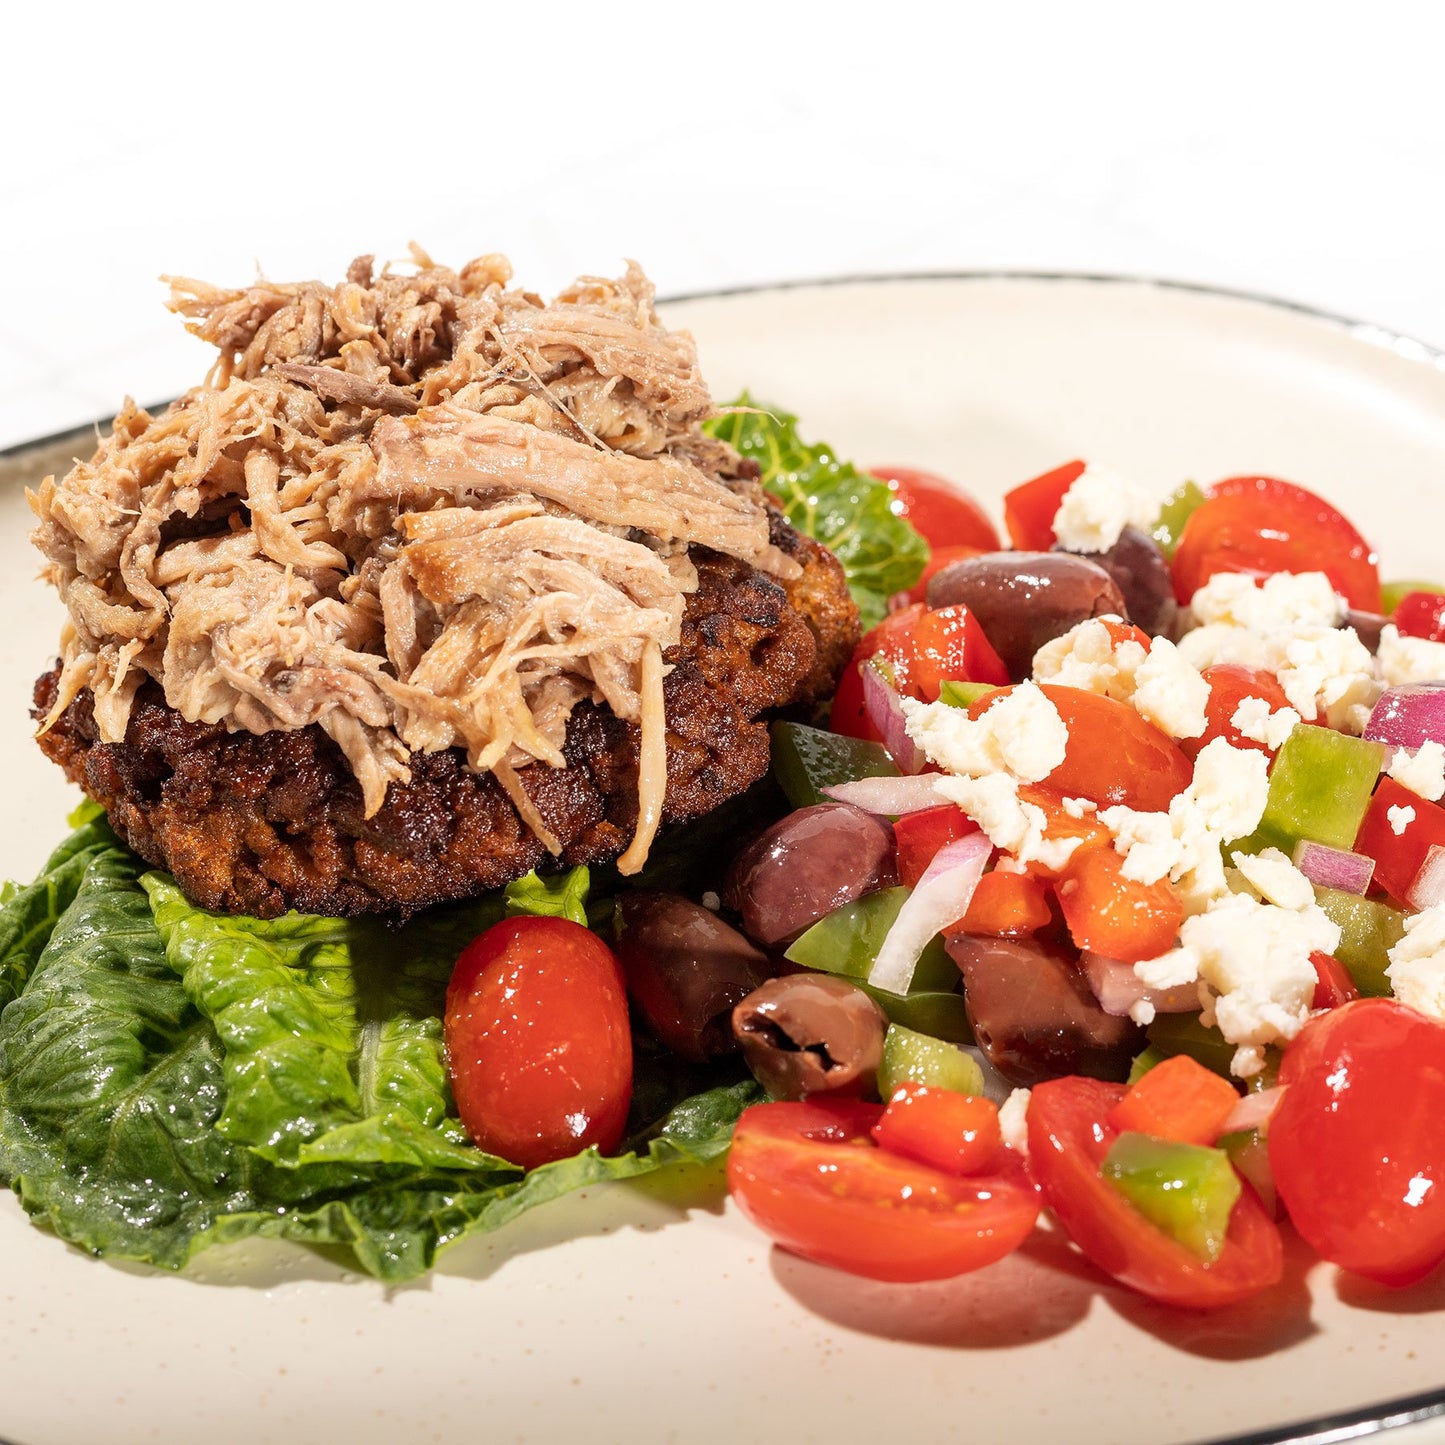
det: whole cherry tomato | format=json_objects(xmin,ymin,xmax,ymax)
[
  {"xmin": 1171, "ymin": 475, "xmax": 1381, "ymax": 612},
  {"xmin": 1393, "ymin": 590, "xmax": 1445, "ymax": 643},
  {"xmin": 1027, "ymin": 1076, "xmax": 1284, "ymax": 1308},
  {"xmin": 1268, "ymin": 999, "xmax": 1445, "ymax": 1286},
  {"xmin": 727, "ymin": 1097, "xmax": 1039, "ymax": 1282},
  {"xmin": 445, "ymin": 915, "xmax": 633, "ymax": 1169},
  {"xmin": 871, "ymin": 465, "xmax": 1002, "ymax": 552}
]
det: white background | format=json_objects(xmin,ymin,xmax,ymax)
[{"xmin": 3, "ymin": 1, "xmax": 1445, "ymax": 448}]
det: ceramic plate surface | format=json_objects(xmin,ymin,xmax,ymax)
[{"xmin": 1, "ymin": 276, "xmax": 1444, "ymax": 1445}]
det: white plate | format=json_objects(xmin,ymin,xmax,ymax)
[{"xmin": 2, "ymin": 276, "xmax": 1444, "ymax": 1445}]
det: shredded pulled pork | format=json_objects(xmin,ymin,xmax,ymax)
[{"xmin": 30, "ymin": 250, "xmax": 795, "ymax": 873}]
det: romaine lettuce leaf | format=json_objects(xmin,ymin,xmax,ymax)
[
  {"xmin": 0, "ymin": 834, "xmax": 757, "ymax": 1282},
  {"xmin": 705, "ymin": 396, "xmax": 928, "ymax": 629}
]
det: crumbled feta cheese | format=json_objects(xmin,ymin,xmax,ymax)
[
  {"xmin": 1388, "ymin": 803, "xmax": 1417, "ymax": 836},
  {"xmin": 1050, "ymin": 463, "xmax": 1159, "ymax": 554},
  {"xmin": 1386, "ymin": 904, "xmax": 1445, "ymax": 1022},
  {"xmin": 1128, "ymin": 999, "xmax": 1158, "ymax": 1027},
  {"xmin": 1176, "ymin": 575, "xmax": 1378, "ymax": 733},
  {"xmin": 1062, "ymin": 795, "xmax": 1096, "ymax": 819},
  {"xmin": 701, "ymin": 891, "xmax": 721, "ymax": 912},
  {"xmin": 998, "ymin": 1088, "xmax": 1031, "ymax": 1154},
  {"xmin": 1230, "ymin": 696, "xmax": 1301, "ymax": 751},
  {"xmin": 1031, "ymin": 618, "xmax": 1207, "ymax": 740},
  {"xmin": 1102, "ymin": 738, "xmax": 1270, "ymax": 913},
  {"xmin": 903, "ymin": 680, "xmax": 1067, "ymax": 783},
  {"xmin": 1230, "ymin": 848, "xmax": 1315, "ymax": 911},
  {"xmin": 1378, "ymin": 624, "xmax": 1445, "ymax": 687},
  {"xmin": 935, "ymin": 773, "xmax": 1082, "ymax": 873},
  {"xmin": 1154, "ymin": 891, "xmax": 1339, "ymax": 1077},
  {"xmin": 1188, "ymin": 571, "xmax": 1345, "ymax": 631},
  {"xmin": 1387, "ymin": 740, "xmax": 1445, "ymax": 802}
]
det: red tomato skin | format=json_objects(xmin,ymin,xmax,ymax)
[
  {"xmin": 727, "ymin": 1098, "xmax": 1040, "ymax": 1282},
  {"xmin": 1394, "ymin": 591, "xmax": 1445, "ymax": 643},
  {"xmin": 1027, "ymin": 1076, "xmax": 1284, "ymax": 1308},
  {"xmin": 1004, "ymin": 460, "xmax": 1087, "ymax": 551},
  {"xmin": 1056, "ymin": 847, "xmax": 1184, "ymax": 964},
  {"xmin": 894, "ymin": 805, "xmax": 978, "ymax": 889},
  {"xmin": 872, "ymin": 465, "xmax": 1002, "ymax": 552},
  {"xmin": 1182, "ymin": 664, "xmax": 1295, "ymax": 762},
  {"xmin": 1171, "ymin": 475, "xmax": 1382, "ymax": 612},
  {"xmin": 970, "ymin": 685, "xmax": 1193, "ymax": 813},
  {"xmin": 1269, "ymin": 999, "xmax": 1445, "ymax": 1286},
  {"xmin": 445, "ymin": 916, "xmax": 633, "ymax": 1170}
]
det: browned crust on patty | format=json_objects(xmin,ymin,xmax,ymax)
[{"xmin": 34, "ymin": 516, "xmax": 858, "ymax": 918}]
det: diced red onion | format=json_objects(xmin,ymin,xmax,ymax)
[
  {"xmin": 1080, "ymin": 952, "xmax": 1198, "ymax": 1019},
  {"xmin": 1364, "ymin": 683, "xmax": 1445, "ymax": 752},
  {"xmin": 821, "ymin": 775, "xmax": 952, "ymax": 816},
  {"xmin": 868, "ymin": 831, "xmax": 991, "ymax": 994},
  {"xmin": 1407, "ymin": 843, "xmax": 1445, "ymax": 911},
  {"xmin": 1292, "ymin": 839, "xmax": 1375, "ymax": 896},
  {"xmin": 861, "ymin": 662, "xmax": 925, "ymax": 774},
  {"xmin": 1221, "ymin": 1085, "xmax": 1286, "ymax": 1138}
]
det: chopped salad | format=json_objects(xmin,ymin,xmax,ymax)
[{"xmin": 2, "ymin": 406, "xmax": 1443, "ymax": 1310}]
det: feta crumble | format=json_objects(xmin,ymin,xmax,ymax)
[
  {"xmin": 1388, "ymin": 804, "xmax": 1417, "ymax": 836},
  {"xmin": 998, "ymin": 1088, "xmax": 1031, "ymax": 1154},
  {"xmin": 903, "ymin": 680, "xmax": 1068, "ymax": 783},
  {"xmin": 1050, "ymin": 463, "xmax": 1159, "ymax": 554},
  {"xmin": 1101, "ymin": 738, "xmax": 1270, "ymax": 913},
  {"xmin": 1138, "ymin": 891, "xmax": 1339, "ymax": 1077},
  {"xmin": 1230, "ymin": 696, "xmax": 1301, "ymax": 751},
  {"xmin": 1230, "ymin": 848, "xmax": 1316, "ymax": 912},
  {"xmin": 935, "ymin": 773, "xmax": 1082, "ymax": 873},
  {"xmin": 1378, "ymin": 624, "xmax": 1445, "ymax": 688},
  {"xmin": 1188, "ymin": 571, "xmax": 1345, "ymax": 631},
  {"xmin": 1386, "ymin": 904, "xmax": 1445, "ymax": 1022},
  {"xmin": 1387, "ymin": 740, "xmax": 1445, "ymax": 802},
  {"xmin": 1032, "ymin": 618, "xmax": 1207, "ymax": 740}
]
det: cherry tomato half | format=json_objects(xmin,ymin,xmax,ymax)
[
  {"xmin": 1269, "ymin": 999, "xmax": 1445, "ymax": 1286},
  {"xmin": 1056, "ymin": 846, "xmax": 1184, "ymax": 965},
  {"xmin": 445, "ymin": 915, "xmax": 633, "ymax": 1170},
  {"xmin": 727, "ymin": 1098, "xmax": 1040, "ymax": 1282},
  {"xmin": 1027, "ymin": 1076, "xmax": 1284, "ymax": 1308},
  {"xmin": 872, "ymin": 465, "xmax": 1002, "ymax": 552},
  {"xmin": 1171, "ymin": 475, "xmax": 1382, "ymax": 612},
  {"xmin": 1003, "ymin": 459, "xmax": 1087, "ymax": 551},
  {"xmin": 970, "ymin": 685, "xmax": 1193, "ymax": 813}
]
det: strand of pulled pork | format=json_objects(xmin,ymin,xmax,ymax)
[{"xmin": 29, "ymin": 255, "xmax": 790, "ymax": 872}]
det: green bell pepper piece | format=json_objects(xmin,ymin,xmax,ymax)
[
  {"xmin": 770, "ymin": 721, "xmax": 899, "ymax": 810},
  {"xmin": 1101, "ymin": 1131, "xmax": 1242, "ymax": 1262},
  {"xmin": 1242, "ymin": 725, "xmax": 1385, "ymax": 855},
  {"xmin": 1311, "ymin": 885, "xmax": 1406, "ymax": 996},
  {"xmin": 860, "ymin": 986, "xmax": 974, "ymax": 1044},
  {"xmin": 1145, "ymin": 1012, "xmax": 1237, "ymax": 1079},
  {"xmin": 938, "ymin": 680, "xmax": 1000, "ymax": 710},
  {"xmin": 1127, "ymin": 1044, "xmax": 1169, "ymax": 1084},
  {"xmin": 1150, "ymin": 480, "xmax": 1206, "ymax": 560},
  {"xmin": 785, "ymin": 887, "xmax": 957, "ymax": 993},
  {"xmin": 878, "ymin": 1023, "xmax": 984, "ymax": 1097}
]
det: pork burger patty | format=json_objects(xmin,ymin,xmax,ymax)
[{"xmin": 35, "ymin": 518, "xmax": 856, "ymax": 919}]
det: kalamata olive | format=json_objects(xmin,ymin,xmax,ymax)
[
  {"xmin": 1069, "ymin": 526, "xmax": 1177, "ymax": 638},
  {"xmin": 926, "ymin": 551, "xmax": 1128, "ymax": 680},
  {"xmin": 946, "ymin": 934, "xmax": 1142, "ymax": 1086},
  {"xmin": 614, "ymin": 892, "xmax": 772, "ymax": 1062},
  {"xmin": 732, "ymin": 973, "xmax": 889, "ymax": 1100},
  {"xmin": 723, "ymin": 801, "xmax": 896, "ymax": 948},
  {"xmin": 1346, "ymin": 610, "xmax": 1389, "ymax": 654}
]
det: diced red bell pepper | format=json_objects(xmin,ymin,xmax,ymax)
[
  {"xmin": 894, "ymin": 805, "xmax": 979, "ymax": 889},
  {"xmin": 871, "ymin": 1082, "xmax": 1003, "ymax": 1177},
  {"xmin": 1353, "ymin": 775, "xmax": 1445, "ymax": 906},
  {"xmin": 1107, "ymin": 1054, "xmax": 1241, "ymax": 1147},
  {"xmin": 952, "ymin": 869, "xmax": 1052, "ymax": 936},
  {"xmin": 1056, "ymin": 847, "xmax": 1184, "ymax": 964},
  {"xmin": 1310, "ymin": 950, "xmax": 1361, "ymax": 1011},
  {"xmin": 1003, "ymin": 459, "xmax": 1087, "ymax": 551}
]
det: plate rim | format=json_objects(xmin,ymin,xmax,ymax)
[{"xmin": 3, "ymin": 268, "xmax": 1444, "ymax": 1445}]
